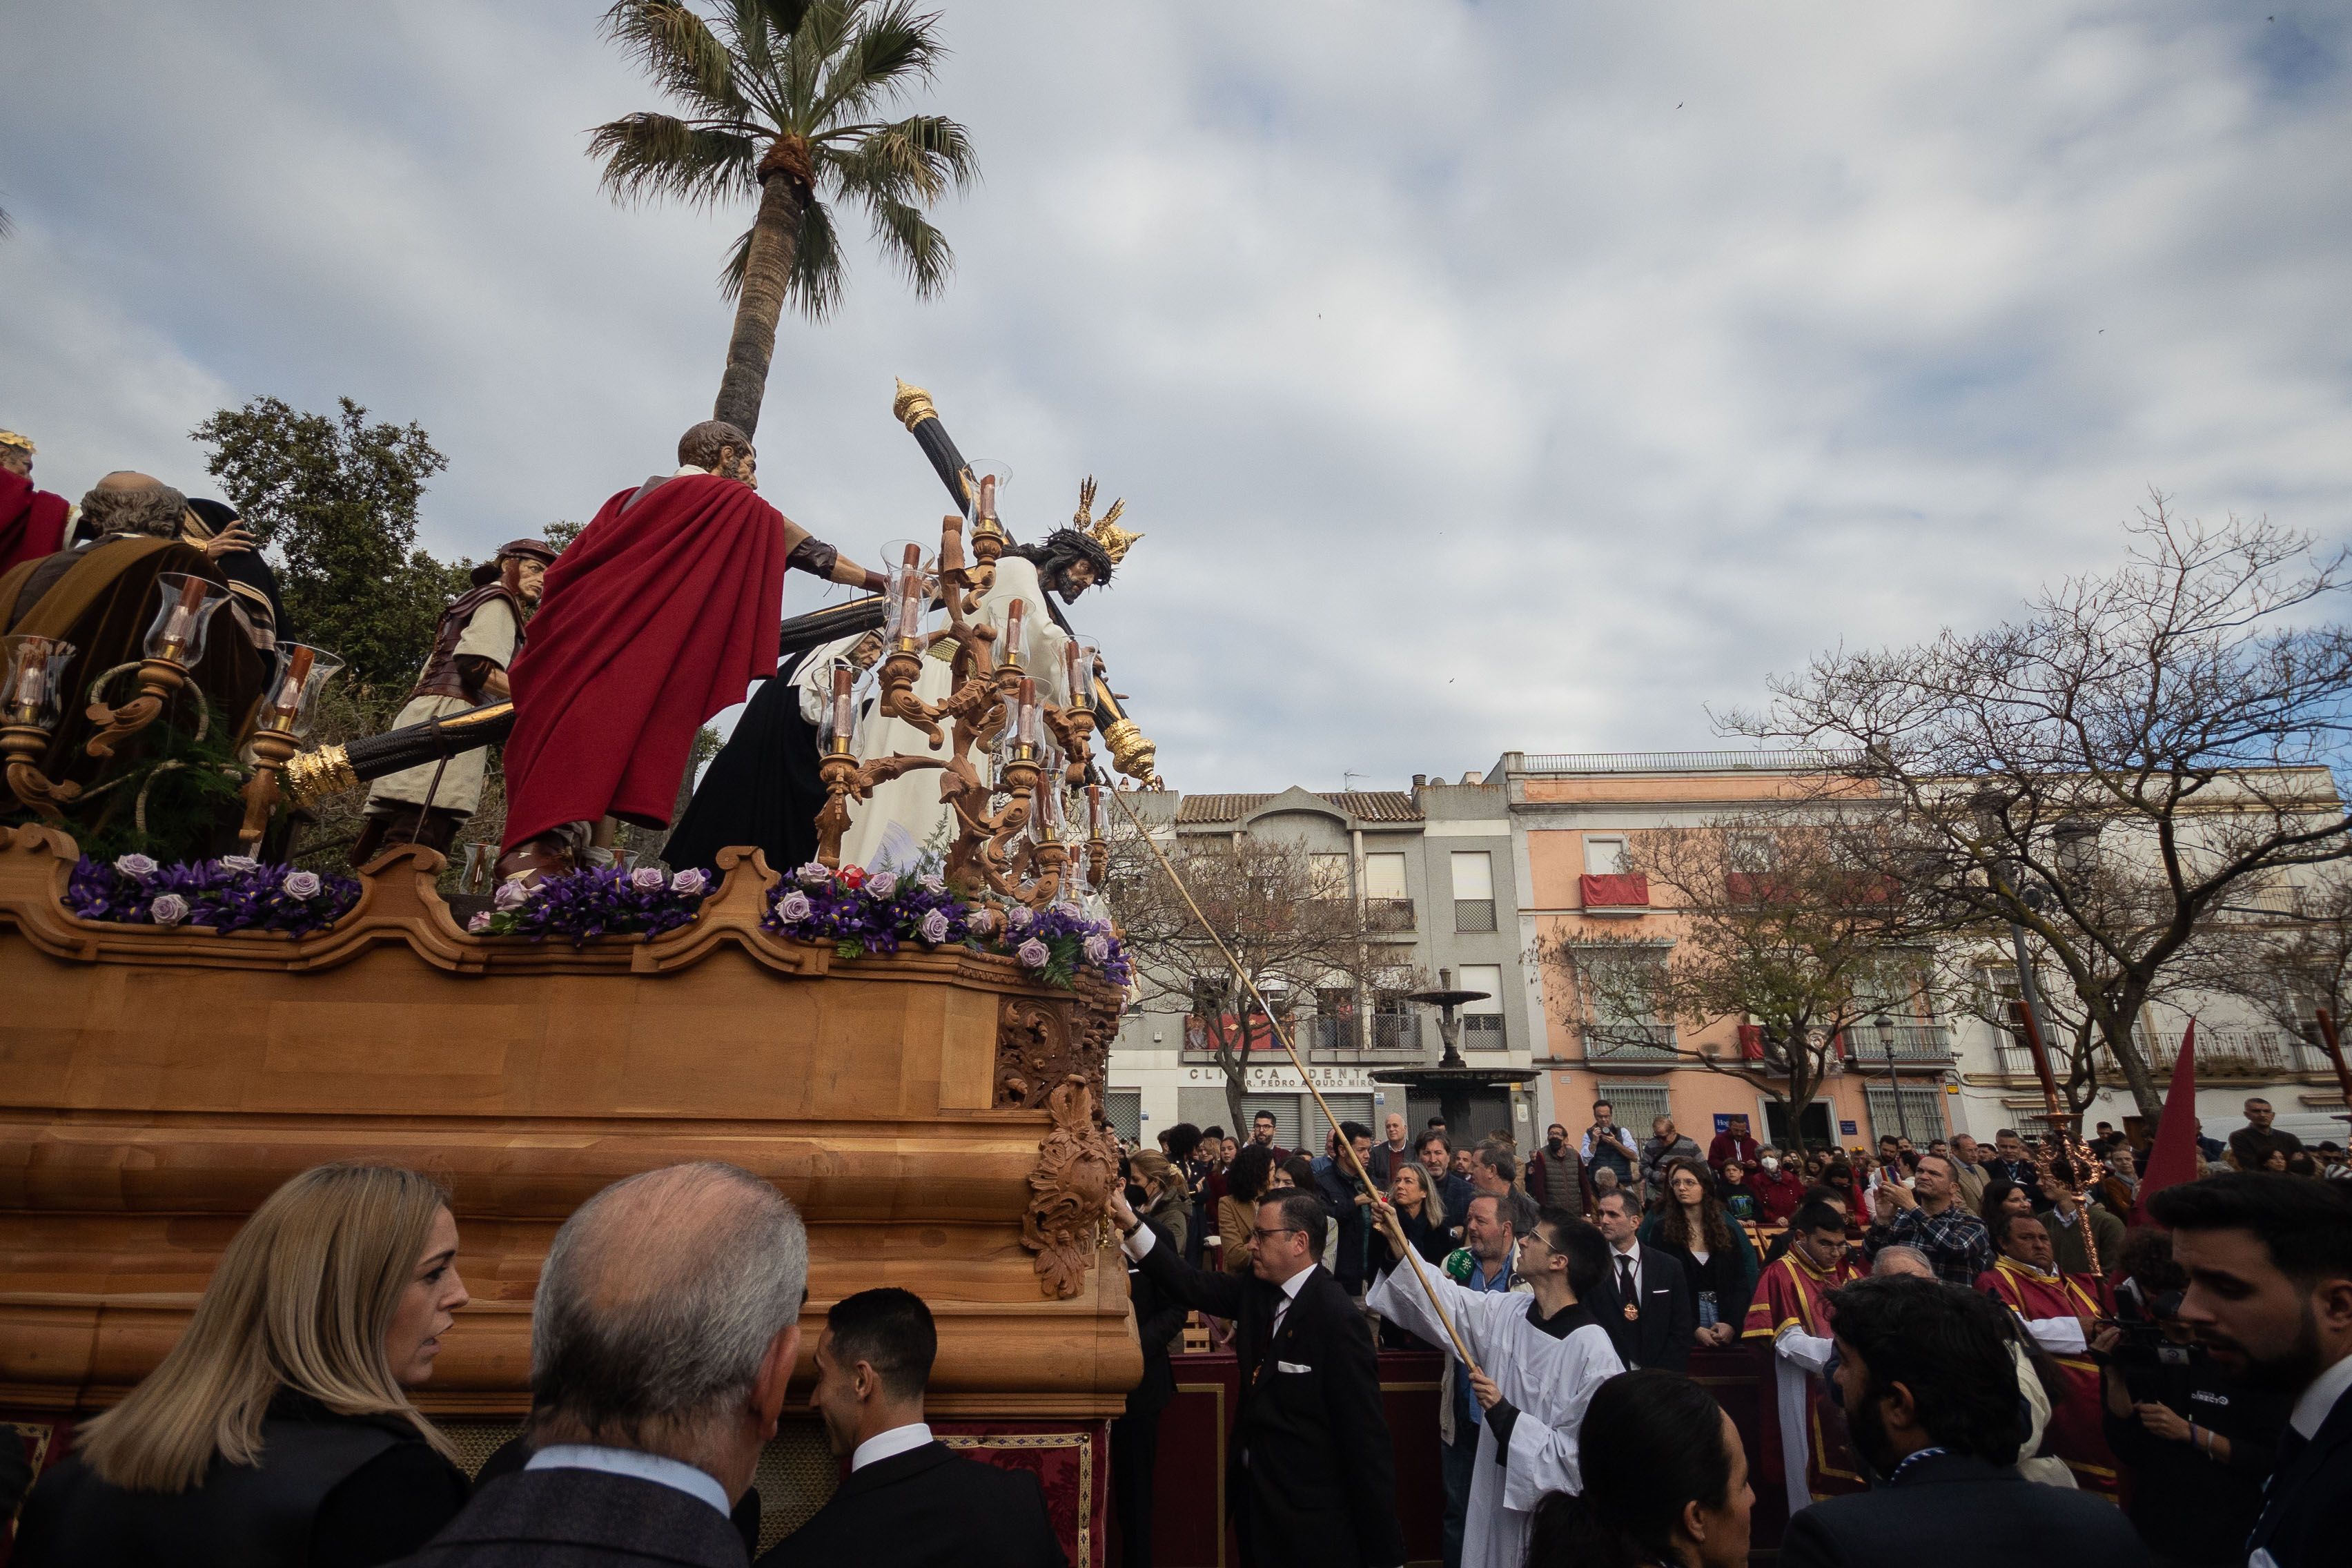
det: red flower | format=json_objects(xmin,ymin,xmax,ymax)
[{"xmin": 837, "ymin": 865, "xmax": 867, "ymax": 889}]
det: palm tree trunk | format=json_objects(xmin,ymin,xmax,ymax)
[{"xmin": 712, "ymin": 159, "xmax": 808, "ymax": 440}]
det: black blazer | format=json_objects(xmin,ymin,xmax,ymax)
[
  {"xmin": 1591, "ymin": 1241, "xmax": 1698, "ymax": 1373},
  {"xmin": 473, "ymin": 1435, "xmax": 763, "ymax": 1556},
  {"xmin": 1130, "ymin": 1236, "xmax": 1406, "ymax": 1568},
  {"xmin": 1125, "ymin": 1219, "xmax": 1193, "ymax": 1418},
  {"xmin": 1780, "ymin": 1452, "xmax": 2153, "ymax": 1568},
  {"xmin": 395, "ymin": 1467, "xmax": 747, "ymax": 1568},
  {"xmin": 754, "ymin": 1440, "xmax": 1063, "ymax": 1568},
  {"xmin": 15, "ymin": 1395, "xmax": 469, "ymax": 1568},
  {"xmin": 2248, "ymin": 1381, "xmax": 2352, "ymax": 1568}
]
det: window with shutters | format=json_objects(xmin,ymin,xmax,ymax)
[
  {"xmin": 1309, "ymin": 852, "xmax": 1353, "ymax": 903},
  {"xmin": 1583, "ymin": 836, "xmax": 1628, "ymax": 875},
  {"xmin": 1459, "ymin": 963, "xmax": 1505, "ymax": 1048},
  {"xmin": 1863, "ymin": 1086, "xmax": 1947, "ymax": 1145},
  {"xmin": 1451, "ymin": 851, "xmax": 1496, "ymax": 932},
  {"xmin": 1364, "ymin": 852, "xmax": 1412, "ymax": 930}
]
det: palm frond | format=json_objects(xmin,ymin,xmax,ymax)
[
  {"xmin": 815, "ymin": 0, "xmax": 947, "ymax": 124},
  {"xmin": 821, "ymin": 113, "xmax": 976, "ymax": 203},
  {"xmin": 783, "ymin": 0, "xmax": 857, "ymax": 123},
  {"xmin": 718, "ymin": 224, "xmax": 756, "ymax": 302},
  {"xmin": 600, "ymin": 0, "xmax": 747, "ymax": 117},
  {"xmin": 783, "ymin": 197, "xmax": 847, "ymax": 319},
  {"xmin": 859, "ymin": 188, "xmax": 954, "ymax": 298},
  {"xmin": 589, "ymin": 113, "xmax": 762, "ymax": 207}
]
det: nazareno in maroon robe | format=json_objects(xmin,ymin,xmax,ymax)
[{"xmin": 500, "ymin": 473, "xmax": 792, "ymax": 850}]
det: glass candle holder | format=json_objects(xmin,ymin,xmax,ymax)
[
  {"xmin": 999, "ymin": 598, "xmax": 1027, "ymax": 669},
  {"xmin": 880, "ymin": 540, "xmax": 932, "ymax": 645},
  {"xmin": 1064, "ymin": 636, "xmax": 1100, "ymax": 712},
  {"xmin": 3, "ymin": 634, "xmax": 76, "ymax": 729},
  {"xmin": 253, "ymin": 644, "xmax": 346, "ymax": 736},
  {"xmin": 966, "ymin": 460, "xmax": 1012, "ymax": 519},
  {"xmin": 143, "ymin": 574, "xmax": 232, "ymax": 664}
]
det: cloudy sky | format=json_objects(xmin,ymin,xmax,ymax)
[{"xmin": 6, "ymin": 2, "xmax": 2349, "ymax": 792}]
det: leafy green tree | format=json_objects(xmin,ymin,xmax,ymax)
[
  {"xmin": 591, "ymin": 0, "xmax": 979, "ymax": 437},
  {"xmin": 193, "ymin": 396, "xmax": 466, "ymax": 687}
]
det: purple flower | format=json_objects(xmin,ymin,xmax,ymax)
[
  {"xmin": 1017, "ymin": 937, "xmax": 1049, "ymax": 968},
  {"xmin": 114, "ymin": 854, "xmax": 157, "ymax": 877},
  {"xmin": 918, "ymin": 908, "xmax": 951, "ymax": 945},
  {"xmin": 867, "ymin": 871, "xmax": 898, "ymax": 899},
  {"xmin": 1084, "ymin": 932, "xmax": 1110, "ymax": 964},
  {"xmin": 148, "ymin": 892, "xmax": 190, "ymax": 926},
  {"xmin": 778, "ymin": 890, "xmax": 813, "ymax": 921},
  {"xmin": 219, "ymin": 854, "xmax": 260, "ymax": 873},
  {"xmin": 795, "ymin": 862, "xmax": 830, "ymax": 888},
  {"xmin": 671, "ymin": 868, "xmax": 709, "ymax": 896},
  {"xmin": 629, "ymin": 865, "xmax": 667, "ymax": 890},
  {"xmin": 966, "ymin": 907, "xmax": 998, "ymax": 937},
  {"xmin": 467, "ymin": 911, "xmax": 493, "ymax": 933},
  {"xmin": 282, "ymin": 870, "xmax": 322, "ymax": 899},
  {"xmin": 919, "ymin": 872, "xmax": 946, "ymax": 894},
  {"xmin": 1007, "ymin": 905, "xmax": 1034, "ymax": 932},
  {"xmin": 494, "ymin": 879, "xmax": 533, "ymax": 911}
]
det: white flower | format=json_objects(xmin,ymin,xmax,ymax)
[
  {"xmin": 467, "ymin": 911, "xmax": 493, "ymax": 933},
  {"xmin": 1084, "ymin": 933, "xmax": 1110, "ymax": 964},
  {"xmin": 918, "ymin": 908, "xmax": 951, "ymax": 945},
  {"xmin": 148, "ymin": 892, "xmax": 190, "ymax": 926},
  {"xmin": 778, "ymin": 890, "xmax": 814, "ymax": 921},
  {"xmin": 867, "ymin": 871, "xmax": 898, "ymax": 899},
  {"xmin": 1017, "ymin": 937, "xmax": 1050, "ymax": 968},
  {"xmin": 113, "ymin": 854, "xmax": 158, "ymax": 877},
  {"xmin": 282, "ymin": 870, "xmax": 322, "ymax": 899},
  {"xmin": 493, "ymin": 879, "xmax": 532, "ymax": 911},
  {"xmin": 670, "ymin": 868, "xmax": 709, "ymax": 896},
  {"xmin": 795, "ymin": 861, "xmax": 831, "ymax": 887},
  {"xmin": 629, "ymin": 865, "xmax": 666, "ymax": 890},
  {"xmin": 219, "ymin": 854, "xmax": 260, "ymax": 873},
  {"xmin": 966, "ymin": 908, "xmax": 998, "ymax": 936}
]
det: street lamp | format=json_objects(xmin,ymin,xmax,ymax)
[{"xmin": 1874, "ymin": 1012, "xmax": 1912, "ymax": 1142}]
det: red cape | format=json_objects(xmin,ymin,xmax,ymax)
[
  {"xmin": 501, "ymin": 474, "xmax": 788, "ymax": 849},
  {"xmin": 0, "ymin": 469, "xmax": 72, "ymax": 578}
]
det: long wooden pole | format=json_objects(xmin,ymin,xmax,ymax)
[{"xmin": 1105, "ymin": 785, "xmax": 1483, "ymax": 1374}]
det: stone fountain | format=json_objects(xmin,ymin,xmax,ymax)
[{"xmin": 1370, "ymin": 966, "xmax": 1541, "ymax": 1138}]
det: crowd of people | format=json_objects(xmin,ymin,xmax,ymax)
[
  {"xmin": 3, "ymin": 1095, "xmax": 2346, "ymax": 1568},
  {"xmin": 1117, "ymin": 1097, "xmax": 2351, "ymax": 1568}
]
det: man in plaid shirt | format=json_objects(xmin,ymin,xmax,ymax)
[{"xmin": 1864, "ymin": 1151, "xmax": 1990, "ymax": 1286}]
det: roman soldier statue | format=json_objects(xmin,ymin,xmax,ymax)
[
  {"xmin": 351, "ymin": 538, "xmax": 558, "ymax": 864},
  {"xmin": 0, "ymin": 430, "xmax": 75, "ymax": 577}
]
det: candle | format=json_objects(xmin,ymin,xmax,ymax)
[
  {"xmin": 161, "ymin": 575, "xmax": 207, "ymax": 658},
  {"xmin": 269, "ymin": 645, "xmax": 315, "ymax": 726},
  {"xmin": 830, "ymin": 663, "xmax": 855, "ymax": 749},
  {"xmin": 979, "ymin": 474, "xmax": 997, "ymax": 523},
  {"xmin": 1063, "ymin": 640, "xmax": 1084, "ymax": 707},
  {"xmin": 1088, "ymin": 784, "xmax": 1106, "ymax": 839},
  {"xmin": 1002, "ymin": 600, "xmax": 1025, "ymax": 667},
  {"xmin": 896, "ymin": 551, "xmax": 924, "ymax": 643},
  {"xmin": 1018, "ymin": 677, "xmax": 1039, "ymax": 748}
]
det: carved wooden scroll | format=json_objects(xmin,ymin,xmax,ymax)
[{"xmin": 1022, "ymin": 1075, "xmax": 1122, "ymax": 1300}]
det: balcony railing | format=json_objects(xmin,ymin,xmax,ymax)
[
  {"xmin": 1990, "ymin": 1028, "xmax": 2318, "ymax": 1082},
  {"xmin": 1462, "ymin": 1013, "xmax": 1505, "ymax": 1048},
  {"xmin": 1847, "ymin": 1023, "xmax": 1954, "ymax": 1063},
  {"xmin": 1454, "ymin": 898, "xmax": 1496, "ymax": 932},
  {"xmin": 1585, "ymin": 1023, "xmax": 1679, "ymax": 1063},
  {"xmin": 1372, "ymin": 1012, "xmax": 1423, "ymax": 1051},
  {"xmin": 1364, "ymin": 898, "xmax": 1415, "ymax": 932}
]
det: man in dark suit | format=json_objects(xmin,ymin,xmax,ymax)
[
  {"xmin": 396, "ymin": 1162, "xmax": 810, "ymax": 1567},
  {"xmin": 758, "ymin": 1287, "xmax": 1063, "ymax": 1568},
  {"xmin": 1589, "ymin": 1188, "xmax": 1696, "ymax": 1372},
  {"xmin": 1106, "ymin": 1182, "xmax": 1404, "ymax": 1568},
  {"xmin": 1780, "ymin": 1275, "xmax": 2151, "ymax": 1568},
  {"xmin": 2154, "ymin": 1173, "xmax": 2352, "ymax": 1568}
]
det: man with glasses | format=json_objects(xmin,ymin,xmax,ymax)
[{"xmin": 1106, "ymin": 1182, "xmax": 1402, "ymax": 1568}]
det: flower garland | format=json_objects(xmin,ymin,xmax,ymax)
[
  {"xmin": 469, "ymin": 864, "xmax": 714, "ymax": 944},
  {"xmin": 63, "ymin": 854, "xmax": 361, "ymax": 937},
  {"xmin": 763, "ymin": 862, "xmax": 1130, "ymax": 990}
]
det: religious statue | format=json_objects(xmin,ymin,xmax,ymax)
[{"xmin": 353, "ymin": 538, "xmax": 556, "ymax": 865}]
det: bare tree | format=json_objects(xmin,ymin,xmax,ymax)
[
  {"xmin": 2177, "ymin": 873, "xmax": 2352, "ymax": 1049},
  {"xmin": 1536, "ymin": 812, "xmax": 1922, "ymax": 1155},
  {"xmin": 1104, "ymin": 826, "xmax": 1404, "ymax": 1133},
  {"xmin": 1731, "ymin": 499, "xmax": 2352, "ymax": 1126}
]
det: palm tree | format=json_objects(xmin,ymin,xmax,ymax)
[{"xmin": 591, "ymin": 0, "xmax": 978, "ymax": 438}]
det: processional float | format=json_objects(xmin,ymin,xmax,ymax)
[{"xmin": 0, "ymin": 383, "xmax": 1166, "ymax": 1560}]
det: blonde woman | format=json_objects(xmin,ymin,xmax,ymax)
[
  {"xmin": 16, "ymin": 1164, "xmax": 473, "ymax": 1568},
  {"xmin": 1128, "ymin": 1149, "xmax": 1191, "ymax": 1259}
]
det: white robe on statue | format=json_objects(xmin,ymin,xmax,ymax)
[
  {"xmin": 836, "ymin": 556, "xmax": 1079, "ymax": 876},
  {"xmin": 1367, "ymin": 1264, "xmax": 1622, "ymax": 1568}
]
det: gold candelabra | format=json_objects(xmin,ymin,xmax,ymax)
[{"xmin": 814, "ymin": 508, "xmax": 1108, "ymax": 912}]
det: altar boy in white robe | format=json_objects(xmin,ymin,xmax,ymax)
[{"xmin": 1368, "ymin": 1197, "xmax": 1623, "ymax": 1568}]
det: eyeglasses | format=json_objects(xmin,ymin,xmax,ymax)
[{"xmin": 1249, "ymin": 1226, "xmax": 1303, "ymax": 1242}]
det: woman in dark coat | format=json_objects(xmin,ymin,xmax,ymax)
[
  {"xmin": 14, "ymin": 1164, "xmax": 473, "ymax": 1568},
  {"xmin": 1372, "ymin": 1163, "xmax": 1456, "ymax": 1350},
  {"xmin": 1640, "ymin": 1157, "xmax": 1760, "ymax": 1349}
]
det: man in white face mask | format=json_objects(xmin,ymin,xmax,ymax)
[{"xmin": 1749, "ymin": 1146, "xmax": 1807, "ymax": 1227}]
